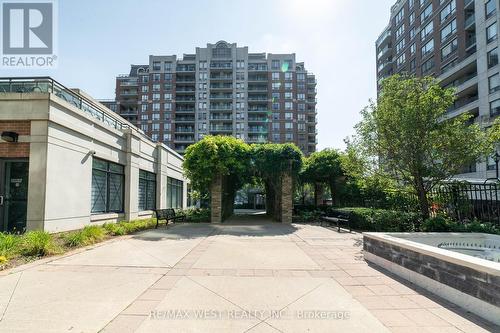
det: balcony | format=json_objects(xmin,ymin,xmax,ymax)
[
  {"xmin": 248, "ymin": 126, "xmax": 268, "ymax": 133},
  {"xmin": 248, "ymin": 107, "xmax": 269, "ymax": 113},
  {"xmin": 176, "ymin": 65, "xmax": 196, "ymax": 72},
  {"xmin": 248, "ymin": 85, "xmax": 268, "ymax": 92},
  {"xmin": 248, "ymin": 76, "xmax": 268, "ymax": 82},
  {"xmin": 210, "ymin": 75, "xmax": 233, "ymax": 81},
  {"xmin": 210, "ymin": 104, "xmax": 233, "ymax": 111},
  {"xmin": 210, "ymin": 126, "xmax": 233, "ymax": 132},
  {"xmin": 247, "ymin": 135, "xmax": 268, "ymax": 143},
  {"xmin": 176, "ymin": 97, "xmax": 196, "ymax": 103},
  {"xmin": 210, "ymin": 94, "xmax": 233, "ymax": 100},
  {"xmin": 465, "ymin": 14, "xmax": 475, "ymax": 29},
  {"xmin": 210, "ymin": 83, "xmax": 233, "ymax": 90},
  {"xmin": 248, "ymin": 64, "xmax": 268, "ymax": 71},
  {"xmin": 175, "ymin": 116, "xmax": 195, "ymax": 123},
  {"xmin": 248, "ymin": 116, "xmax": 268, "ymax": 122},
  {"xmin": 210, "ymin": 115, "xmax": 233, "ymax": 121},
  {"xmin": 248, "ymin": 96, "xmax": 268, "ymax": 101},
  {"xmin": 176, "ymin": 107, "xmax": 195, "ymax": 113},
  {"xmin": 210, "ymin": 62, "xmax": 233, "ymax": 69},
  {"xmin": 175, "ymin": 126, "xmax": 195, "ymax": 133},
  {"xmin": 174, "ymin": 135, "xmax": 195, "ymax": 142}
]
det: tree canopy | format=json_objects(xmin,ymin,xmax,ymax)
[
  {"xmin": 355, "ymin": 75, "xmax": 491, "ymax": 218},
  {"xmin": 182, "ymin": 135, "xmax": 252, "ymax": 192}
]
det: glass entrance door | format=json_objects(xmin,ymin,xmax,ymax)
[{"xmin": 0, "ymin": 160, "xmax": 29, "ymax": 232}]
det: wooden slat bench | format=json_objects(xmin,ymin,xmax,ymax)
[{"xmin": 155, "ymin": 208, "xmax": 186, "ymax": 229}]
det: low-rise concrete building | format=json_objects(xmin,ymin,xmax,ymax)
[{"xmin": 0, "ymin": 77, "xmax": 188, "ymax": 233}]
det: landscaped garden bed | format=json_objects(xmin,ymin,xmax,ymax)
[{"xmin": 0, "ymin": 208, "xmax": 210, "ymax": 271}]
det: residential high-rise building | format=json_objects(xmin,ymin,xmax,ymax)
[
  {"xmin": 103, "ymin": 41, "xmax": 318, "ymax": 155},
  {"xmin": 376, "ymin": 0, "xmax": 499, "ymax": 179}
]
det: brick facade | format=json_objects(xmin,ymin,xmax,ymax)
[
  {"xmin": 280, "ymin": 171, "xmax": 293, "ymax": 223},
  {"xmin": 0, "ymin": 121, "xmax": 30, "ymax": 158},
  {"xmin": 210, "ymin": 174, "xmax": 223, "ymax": 223}
]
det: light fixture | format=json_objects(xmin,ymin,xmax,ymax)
[{"xmin": 1, "ymin": 131, "xmax": 19, "ymax": 143}]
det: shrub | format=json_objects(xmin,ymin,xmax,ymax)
[
  {"xmin": 65, "ymin": 225, "xmax": 107, "ymax": 247},
  {"xmin": 180, "ymin": 208, "xmax": 210, "ymax": 223},
  {"xmin": 422, "ymin": 216, "xmax": 454, "ymax": 232},
  {"xmin": 333, "ymin": 207, "xmax": 420, "ymax": 232},
  {"xmin": 20, "ymin": 231, "xmax": 60, "ymax": 257},
  {"xmin": 0, "ymin": 232, "xmax": 20, "ymax": 258}
]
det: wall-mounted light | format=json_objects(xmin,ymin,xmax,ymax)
[{"xmin": 1, "ymin": 131, "xmax": 19, "ymax": 143}]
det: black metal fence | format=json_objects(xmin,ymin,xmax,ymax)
[
  {"xmin": 337, "ymin": 181, "xmax": 500, "ymax": 225},
  {"xmin": 429, "ymin": 181, "xmax": 500, "ymax": 225}
]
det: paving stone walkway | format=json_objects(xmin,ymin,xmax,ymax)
[{"xmin": 0, "ymin": 214, "xmax": 497, "ymax": 332}]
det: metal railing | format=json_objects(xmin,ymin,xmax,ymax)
[{"xmin": 0, "ymin": 77, "xmax": 130, "ymax": 131}]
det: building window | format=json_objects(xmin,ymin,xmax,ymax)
[
  {"xmin": 421, "ymin": 39, "xmax": 434, "ymax": 57},
  {"xmin": 488, "ymin": 48, "xmax": 499, "ymax": 68},
  {"xmin": 441, "ymin": 19, "xmax": 456, "ymax": 42},
  {"xmin": 441, "ymin": 38, "xmax": 458, "ymax": 61},
  {"xmin": 139, "ymin": 170, "xmax": 156, "ymax": 211},
  {"xmin": 421, "ymin": 3, "xmax": 433, "ymax": 22},
  {"xmin": 486, "ymin": 0, "xmax": 497, "ymax": 19},
  {"xmin": 396, "ymin": 25, "xmax": 404, "ymax": 39},
  {"xmin": 409, "ymin": 12, "xmax": 415, "ymax": 24},
  {"xmin": 91, "ymin": 158, "xmax": 124, "ymax": 214},
  {"xmin": 271, "ymin": 60, "xmax": 280, "ymax": 70},
  {"xmin": 396, "ymin": 39, "xmax": 406, "ymax": 53},
  {"xmin": 440, "ymin": 0, "xmax": 456, "ymax": 23},
  {"xmin": 272, "ymin": 72, "xmax": 280, "ymax": 80},
  {"xmin": 490, "ymin": 99, "xmax": 500, "ymax": 116},
  {"xmin": 410, "ymin": 43, "xmax": 416, "ymax": 55},
  {"xmin": 397, "ymin": 53, "xmax": 406, "ymax": 67},
  {"xmin": 167, "ymin": 177, "xmax": 183, "ymax": 209},
  {"xmin": 421, "ymin": 21, "xmax": 433, "ymax": 40},
  {"xmin": 421, "ymin": 58, "xmax": 434, "ymax": 74},
  {"xmin": 487, "ymin": 23, "xmax": 498, "ymax": 43},
  {"xmin": 395, "ymin": 7, "xmax": 404, "ymax": 25},
  {"xmin": 489, "ymin": 73, "xmax": 500, "ymax": 93}
]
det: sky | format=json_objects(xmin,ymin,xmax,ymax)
[{"xmin": 1, "ymin": 0, "xmax": 395, "ymax": 150}]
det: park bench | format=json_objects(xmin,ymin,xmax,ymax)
[
  {"xmin": 154, "ymin": 208, "xmax": 186, "ymax": 229},
  {"xmin": 320, "ymin": 210, "xmax": 352, "ymax": 233}
]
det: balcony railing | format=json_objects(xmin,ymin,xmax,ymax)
[{"xmin": 0, "ymin": 77, "xmax": 130, "ymax": 131}]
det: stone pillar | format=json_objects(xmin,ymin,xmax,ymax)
[
  {"xmin": 210, "ymin": 174, "xmax": 223, "ymax": 223},
  {"xmin": 280, "ymin": 170, "xmax": 293, "ymax": 223},
  {"xmin": 314, "ymin": 183, "xmax": 324, "ymax": 206},
  {"xmin": 124, "ymin": 130, "xmax": 140, "ymax": 221}
]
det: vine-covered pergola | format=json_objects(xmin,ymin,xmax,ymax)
[{"xmin": 183, "ymin": 136, "xmax": 303, "ymax": 223}]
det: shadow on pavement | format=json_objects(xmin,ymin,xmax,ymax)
[{"xmin": 131, "ymin": 213, "xmax": 298, "ymax": 241}]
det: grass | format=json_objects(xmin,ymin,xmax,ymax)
[
  {"xmin": 19, "ymin": 231, "xmax": 62, "ymax": 257},
  {"xmin": 65, "ymin": 225, "xmax": 107, "ymax": 247},
  {"xmin": 0, "ymin": 218, "xmax": 157, "ymax": 270}
]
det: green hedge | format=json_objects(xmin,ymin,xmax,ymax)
[
  {"xmin": 422, "ymin": 216, "xmax": 500, "ymax": 234},
  {"xmin": 333, "ymin": 207, "xmax": 420, "ymax": 232}
]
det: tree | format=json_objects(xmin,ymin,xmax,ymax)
[
  {"xmin": 302, "ymin": 149, "xmax": 345, "ymax": 205},
  {"xmin": 356, "ymin": 75, "xmax": 490, "ymax": 219},
  {"xmin": 252, "ymin": 143, "xmax": 303, "ymax": 220},
  {"xmin": 183, "ymin": 136, "xmax": 252, "ymax": 218}
]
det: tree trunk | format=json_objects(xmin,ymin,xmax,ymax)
[
  {"xmin": 314, "ymin": 182, "xmax": 323, "ymax": 207},
  {"xmin": 414, "ymin": 176, "xmax": 430, "ymax": 223},
  {"xmin": 329, "ymin": 181, "xmax": 337, "ymax": 206}
]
